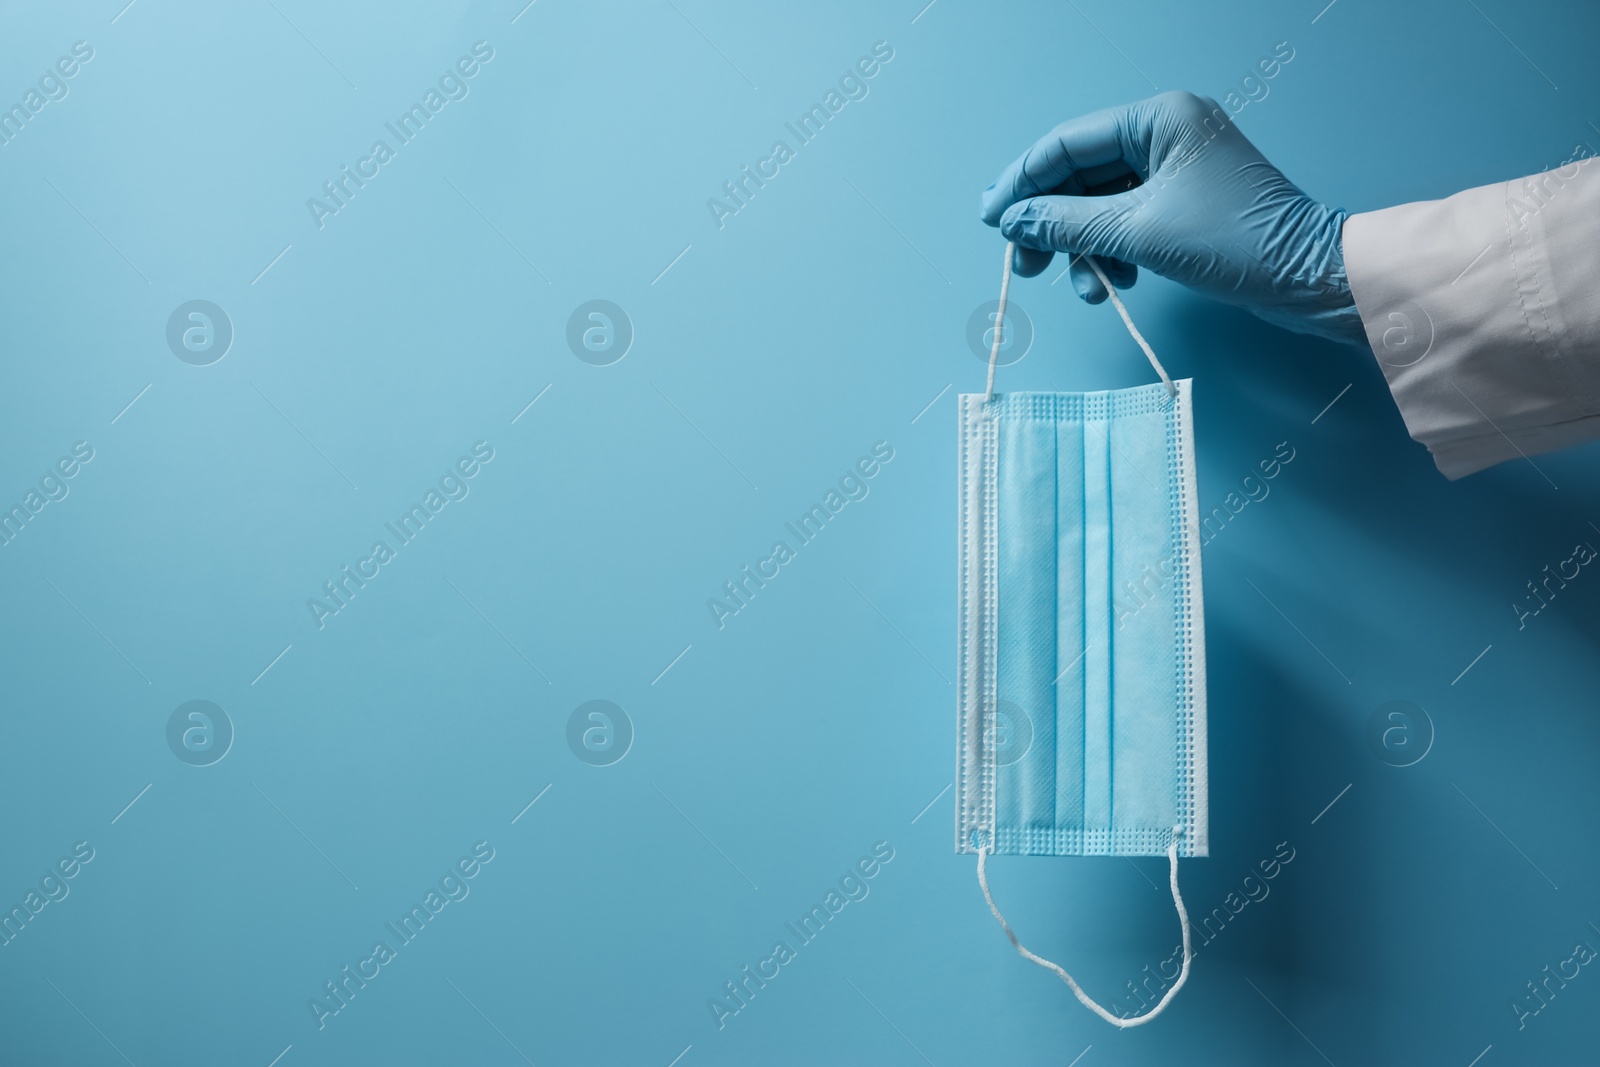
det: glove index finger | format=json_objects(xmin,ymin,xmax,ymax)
[
  {"xmin": 997, "ymin": 191, "xmax": 1143, "ymax": 265},
  {"xmin": 980, "ymin": 103, "xmax": 1147, "ymax": 226}
]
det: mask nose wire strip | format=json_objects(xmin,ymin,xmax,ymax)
[
  {"xmin": 984, "ymin": 242, "xmax": 1178, "ymax": 401},
  {"xmin": 976, "ymin": 826, "xmax": 1194, "ymax": 1028}
]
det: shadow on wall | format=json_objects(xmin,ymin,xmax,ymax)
[{"xmin": 1158, "ymin": 290, "xmax": 1600, "ymax": 1057}]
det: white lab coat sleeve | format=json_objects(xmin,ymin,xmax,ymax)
[{"xmin": 1342, "ymin": 155, "xmax": 1600, "ymax": 479}]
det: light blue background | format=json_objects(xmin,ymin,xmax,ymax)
[{"xmin": 1, "ymin": 1, "xmax": 1597, "ymax": 1064}]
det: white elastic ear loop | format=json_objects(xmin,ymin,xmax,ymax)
[
  {"xmin": 1083, "ymin": 256, "xmax": 1177, "ymax": 399},
  {"xmin": 983, "ymin": 242, "xmax": 1014, "ymax": 402},
  {"xmin": 985, "ymin": 242, "xmax": 1177, "ymax": 401},
  {"xmin": 975, "ymin": 827, "xmax": 1194, "ymax": 1028}
]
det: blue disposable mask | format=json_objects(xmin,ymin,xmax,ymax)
[{"xmin": 957, "ymin": 245, "xmax": 1208, "ymax": 1028}]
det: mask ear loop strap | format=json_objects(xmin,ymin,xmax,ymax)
[
  {"xmin": 983, "ymin": 242, "xmax": 1014, "ymax": 402},
  {"xmin": 1083, "ymin": 256, "xmax": 1178, "ymax": 399},
  {"xmin": 985, "ymin": 243, "xmax": 1178, "ymax": 401},
  {"xmin": 975, "ymin": 826, "xmax": 1193, "ymax": 1028}
]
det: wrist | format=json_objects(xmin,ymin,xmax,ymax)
[
  {"xmin": 1279, "ymin": 206, "xmax": 1371, "ymax": 349},
  {"xmin": 1317, "ymin": 209, "xmax": 1372, "ymax": 349}
]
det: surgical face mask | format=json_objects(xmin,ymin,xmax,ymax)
[{"xmin": 957, "ymin": 244, "xmax": 1208, "ymax": 1028}]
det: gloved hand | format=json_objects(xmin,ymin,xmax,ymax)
[{"xmin": 980, "ymin": 90, "xmax": 1368, "ymax": 348}]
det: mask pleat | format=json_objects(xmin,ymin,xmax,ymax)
[
  {"xmin": 1108, "ymin": 406, "xmax": 1180, "ymax": 850},
  {"xmin": 1080, "ymin": 399, "xmax": 1114, "ymax": 851},
  {"xmin": 1054, "ymin": 417, "xmax": 1086, "ymax": 852},
  {"xmin": 995, "ymin": 414, "xmax": 1059, "ymax": 849}
]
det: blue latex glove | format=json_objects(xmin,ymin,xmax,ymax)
[{"xmin": 980, "ymin": 91, "xmax": 1368, "ymax": 348}]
